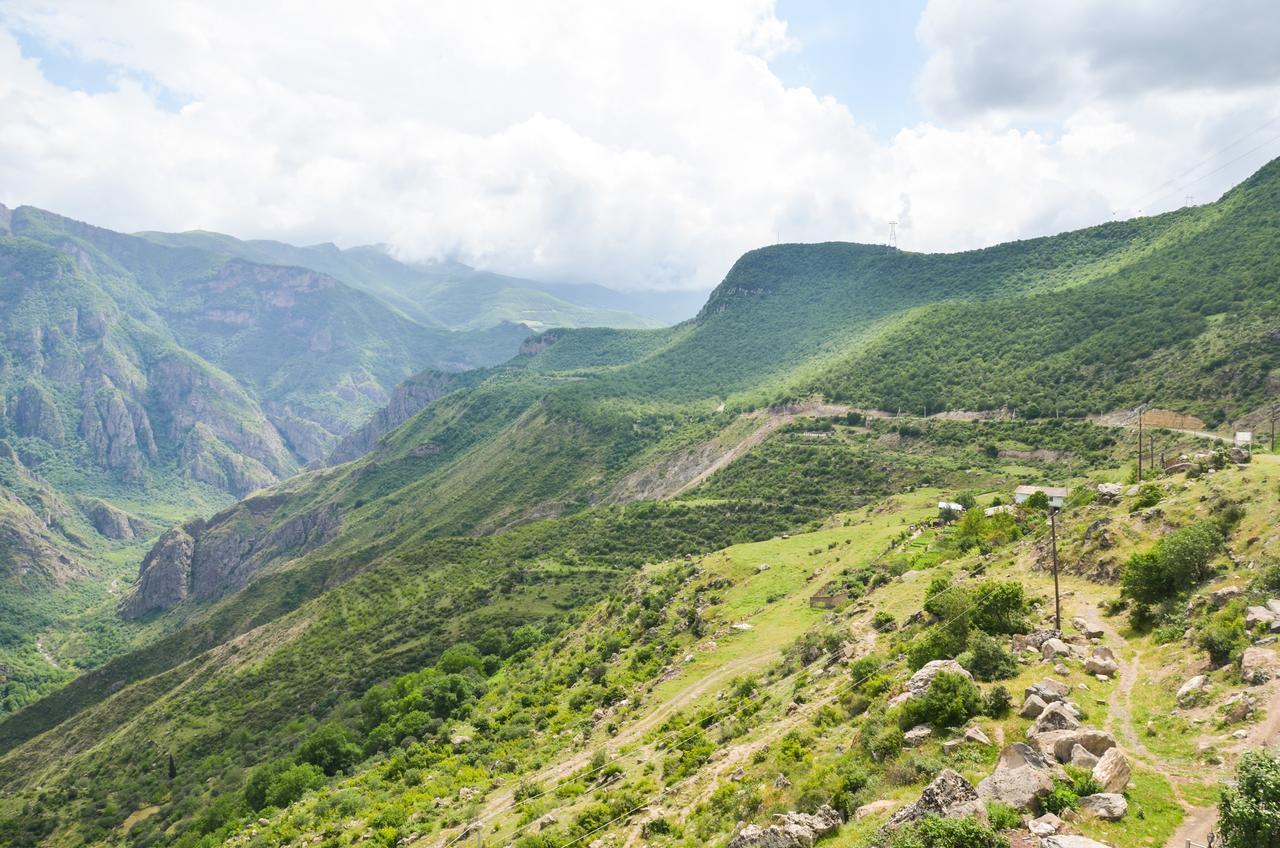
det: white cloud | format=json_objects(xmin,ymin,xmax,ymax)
[{"xmin": 0, "ymin": 1, "xmax": 1278, "ymax": 291}]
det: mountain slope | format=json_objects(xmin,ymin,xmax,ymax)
[
  {"xmin": 4, "ymin": 159, "xmax": 1280, "ymax": 848},
  {"xmin": 134, "ymin": 231, "xmax": 676, "ymax": 330}
]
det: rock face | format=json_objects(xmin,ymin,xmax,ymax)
[
  {"xmin": 977, "ymin": 743, "xmax": 1056, "ymax": 811},
  {"xmin": 1079, "ymin": 792, "xmax": 1128, "ymax": 821},
  {"xmin": 325, "ymin": 370, "xmax": 460, "ymax": 465},
  {"xmin": 82, "ymin": 498, "xmax": 146, "ymax": 540},
  {"xmin": 884, "ymin": 769, "xmax": 985, "ymax": 831},
  {"xmin": 1092, "ymin": 748, "xmax": 1131, "ymax": 794},
  {"xmin": 121, "ymin": 496, "xmax": 342, "ymax": 618},
  {"xmin": 14, "ymin": 381, "xmax": 65, "ymax": 445},
  {"xmin": 727, "ymin": 805, "xmax": 841, "ymax": 848},
  {"xmin": 121, "ymin": 526, "xmax": 197, "ymax": 617},
  {"xmin": 1242, "ymin": 647, "xmax": 1279, "ymax": 684}
]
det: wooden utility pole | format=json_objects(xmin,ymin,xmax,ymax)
[
  {"xmin": 1137, "ymin": 407, "xmax": 1144, "ymax": 483},
  {"xmin": 1050, "ymin": 506, "xmax": 1061, "ymax": 631}
]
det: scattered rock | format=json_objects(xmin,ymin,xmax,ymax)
[
  {"xmin": 1068, "ymin": 744, "xmax": 1099, "ymax": 769},
  {"xmin": 1029, "ymin": 702, "xmax": 1081, "ymax": 736},
  {"xmin": 1072, "ymin": 616, "xmax": 1104, "ymax": 639},
  {"xmin": 728, "ymin": 805, "xmax": 841, "ymax": 848},
  {"xmin": 1041, "ymin": 638, "xmax": 1073, "ymax": 660},
  {"xmin": 1211, "ymin": 585, "xmax": 1245, "ymax": 608},
  {"xmin": 1092, "ymin": 748, "xmax": 1131, "ymax": 794},
  {"xmin": 1048, "ymin": 729, "xmax": 1117, "ymax": 763},
  {"xmin": 1044, "ymin": 835, "xmax": 1115, "ymax": 848},
  {"xmin": 1176, "ymin": 675, "xmax": 1209, "ymax": 706},
  {"xmin": 904, "ymin": 725, "xmax": 933, "ymax": 748},
  {"xmin": 884, "ymin": 769, "xmax": 986, "ymax": 831},
  {"xmin": 1012, "ymin": 630, "xmax": 1062, "ymax": 654},
  {"xmin": 755, "ymin": 563, "xmax": 770, "ymax": 573},
  {"xmin": 1028, "ymin": 812, "xmax": 1066, "ymax": 837},
  {"xmin": 1224, "ymin": 691, "xmax": 1256, "ymax": 723},
  {"xmin": 963, "ymin": 726, "xmax": 991, "ymax": 746},
  {"xmin": 1242, "ymin": 647, "xmax": 1278, "ymax": 684},
  {"xmin": 1084, "ymin": 646, "xmax": 1118, "ymax": 678},
  {"xmin": 977, "ymin": 744, "xmax": 1056, "ymax": 812},
  {"xmin": 1246, "ymin": 606, "xmax": 1277, "ymax": 629},
  {"xmin": 1026, "ymin": 678, "xmax": 1070, "ymax": 703},
  {"xmin": 1078, "ymin": 793, "xmax": 1128, "ymax": 821},
  {"xmin": 1019, "ymin": 694, "xmax": 1048, "ymax": 719}
]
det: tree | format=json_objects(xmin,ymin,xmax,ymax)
[
  {"xmin": 297, "ymin": 723, "xmax": 362, "ymax": 776},
  {"xmin": 1220, "ymin": 749, "xmax": 1280, "ymax": 847},
  {"xmin": 961, "ymin": 632, "xmax": 1018, "ymax": 681},
  {"xmin": 1024, "ymin": 490, "xmax": 1050, "ymax": 511},
  {"xmin": 264, "ymin": 763, "xmax": 325, "ymax": 809},
  {"xmin": 167, "ymin": 752, "xmax": 176, "ymax": 780}
]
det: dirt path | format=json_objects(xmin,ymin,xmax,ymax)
[
  {"xmin": 672, "ymin": 402, "xmax": 854, "ymax": 496},
  {"xmin": 429, "ymin": 650, "xmax": 780, "ymax": 846},
  {"xmin": 35, "ymin": 636, "xmax": 61, "ymax": 670}
]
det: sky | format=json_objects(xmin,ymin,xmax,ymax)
[{"xmin": 2, "ymin": 1, "xmax": 1279, "ymax": 293}]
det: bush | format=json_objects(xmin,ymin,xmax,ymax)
[
  {"xmin": 889, "ymin": 815, "xmax": 1008, "ymax": 848},
  {"xmin": 983, "ymin": 685, "xmax": 1012, "ymax": 718},
  {"xmin": 1220, "ymin": 749, "xmax": 1280, "ymax": 847},
  {"xmin": 899, "ymin": 672, "xmax": 982, "ymax": 731},
  {"xmin": 960, "ymin": 633, "xmax": 1018, "ymax": 681},
  {"xmin": 1130, "ymin": 484, "xmax": 1164, "ymax": 511},
  {"xmin": 1041, "ymin": 779, "xmax": 1079, "ymax": 815},
  {"xmin": 986, "ymin": 801, "xmax": 1022, "ymax": 831},
  {"xmin": 873, "ymin": 611, "xmax": 897, "ymax": 632},
  {"xmin": 296, "ymin": 723, "xmax": 362, "ymax": 776},
  {"xmin": 1200, "ymin": 608, "xmax": 1250, "ymax": 666},
  {"xmin": 1122, "ymin": 521, "xmax": 1223, "ymax": 624},
  {"xmin": 264, "ymin": 763, "xmax": 325, "ymax": 810}
]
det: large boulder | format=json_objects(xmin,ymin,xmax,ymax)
[
  {"xmin": 1079, "ymin": 793, "xmax": 1128, "ymax": 821},
  {"xmin": 1084, "ymin": 646, "xmax": 1119, "ymax": 677},
  {"xmin": 1246, "ymin": 606, "xmax": 1277, "ymax": 629},
  {"xmin": 1028, "ymin": 813, "xmax": 1066, "ymax": 836},
  {"xmin": 1019, "ymin": 694, "xmax": 1048, "ymax": 718},
  {"xmin": 1029, "ymin": 702, "xmax": 1081, "ymax": 736},
  {"xmin": 883, "ymin": 769, "xmax": 985, "ymax": 831},
  {"xmin": 1092, "ymin": 748, "xmax": 1131, "ymax": 794},
  {"xmin": 1069, "ymin": 744, "xmax": 1100, "ymax": 769},
  {"xmin": 1026, "ymin": 678, "xmax": 1071, "ymax": 703},
  {"xmin": 904, "ymin": 660, "xmax": 973, "ymax": 700},
  {"xmin": 976, "ymin": 743, "xmax": 1056, "ymax": 811},
  {"xmin": 1050, "ymin": 729, "xmax": 1117, "ymax": 763},
  {"xmin": 1042, "ymin": 638, "xmax": 1073, "ymax": 660},
  {"xmin": 1072, "ymin": 616, "xmax": 1105, "ymax": 639},
  {"xmin": 1242, "ymin": 647, "xmax": 1279, "ymax": 684},
  {"xmin": 903, "ymin": 725, "xmax": 932, "ymax": 748},
  {"xmin": 728, "ymin": 805, "xmax": 842, "ymax": 848}
]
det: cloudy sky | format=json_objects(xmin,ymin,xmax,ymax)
[{"xmin": 2, "ymin": 1, "xmax": 1279, "ymax": 292}]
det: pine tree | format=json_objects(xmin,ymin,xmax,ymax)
[{"xmin": 167, "ymin": 752, "xmax": 176, "ymax": 780}]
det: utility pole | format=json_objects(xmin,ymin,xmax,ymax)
[
  {"xmin": 1136, "ymin": 406, "xmax": 1144, "ymax": 483},
  {"xmin": 1050, "ymin": 506, "xmax": 1061, "ymax": 631},
  {"xmin": 888, "ymin": 221, "xmax": 898, "ymax": 248}
]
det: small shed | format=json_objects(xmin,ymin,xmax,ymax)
[{"xmin": 1013, "ymin": 485, "xmax": 1069, "ymax": 509}]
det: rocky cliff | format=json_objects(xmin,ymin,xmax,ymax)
[{"xmin": 325, "ymin": 370, "xmax": 462, "ymax": 465}]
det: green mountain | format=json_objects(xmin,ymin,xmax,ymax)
[
  {"xmin": 2, "ymin": 159, "xmax": 1280, "ymax": 848},
  {"xmin": 133, "ymin": 231, "xmax": 689, "ymax": 331}
]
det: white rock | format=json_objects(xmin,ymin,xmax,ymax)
[
  {"xmin": 1092, "ymin": 748, "xmax": 1131, "ymax": 794},
  {"xmin": 1079, "ymin": 792, "xmax": 1128, "ymax": 821},
  {"xmin": 904, "ymin": 725, "xmax": 933, "ymax": 747},
  {"xmin": 1175, "ymin": 675, "xmax": 1209, "ymax": 705},
  {"xmin": 1028, "ymin": 812, "xmax": 1065, "ymax": 836}
]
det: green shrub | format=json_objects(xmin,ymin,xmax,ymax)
[
  {"xmin": 899, "ymin": 672, "xmax": 982, "ymax": 730},
  {"xmin": 1220, "ymin": 749, "xmax": 1280, "ymax": 848},
  {"xmin": 889, "ymin": 814, "xmax": 1008, "ymax": 848},
  {"xmin": 960, "ymin": 633, "xmax": 1018, "ymax": 681},
  {"xmin": 1130, "ymin": 484, "xmax": 1164, "ymax": 511},
  {"xmin": 1200, "ymin": 608, "xmax": 1250, "ymax": 666},
  {"xmin": 1041, "ymin": 779, "xmax": 1080, "ymax": 815},
  {"xmin": 985, "ymin": 801, "xmax": 1022, "ymax": 831},
  {"xmin": 1122, "ymin": 521, "xmax": 1223, "ymax": 624},
  {"xmin": 983, "ymin": 685, "xmax": 1012, "ymax": 718}
]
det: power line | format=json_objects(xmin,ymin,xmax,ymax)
[
  {"xmin": 1125, "ymin": 113, "xmax": 1280, "ymax": 212},
  {"xmin": 1140, "ymin": 129, "xmax": 1280, "ymax": 213}
]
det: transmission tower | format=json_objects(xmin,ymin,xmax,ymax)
[{"xmin": 888, "ymin": 221, "xmax": 898, "ymax": 248}]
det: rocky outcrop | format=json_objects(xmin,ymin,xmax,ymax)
[
  {"xmin": 121, "ymin": 496, "xmax": 342, "ymax": 619},
  {"xmin": 13, "ymin": 381, "xmax": 64, "ymax": 445},
  {"xmin": 79, "ymin": 378, "xmax": 155, "ymax": 479},
  {"xmin": 80, "ymin": 498, "xmax": 151, "ymax": 541},
  {"xmin": 119, "ymin": 525, "xmax": 197, "ymax": 617},
  {"xmin": 728, "ymin": 805, "xmax": 841, "ymax": 848},
  {"xmin": 883, "ymin": 769, "xmax": 985, "ymax": 832},
  {"xmin": 325, "ymin": 370, "xmax": 459, "ymax": 465}
]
